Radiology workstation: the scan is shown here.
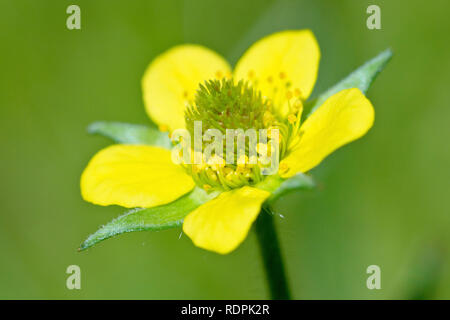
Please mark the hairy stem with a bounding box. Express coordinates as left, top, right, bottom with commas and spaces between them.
254, 206, 291, 300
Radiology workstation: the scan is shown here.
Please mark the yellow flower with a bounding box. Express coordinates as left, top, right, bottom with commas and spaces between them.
81, 30, 374, 254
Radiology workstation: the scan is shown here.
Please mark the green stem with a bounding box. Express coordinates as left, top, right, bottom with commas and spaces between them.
255, 206, 291, 300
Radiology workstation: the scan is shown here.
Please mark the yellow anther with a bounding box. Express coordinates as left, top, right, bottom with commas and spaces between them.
216, 71, 224, 79
286, 91, 293, 100
293, 100, 304, 121
158, 124, 169, 132
294, 99, 304, 111
223, 167, 233, 175
177, 148, 184, 158
276, 135, 282, 143
208, 155, 225, 171
206, 168, 218, 181
248, 70, 255, 79
268, 128, 282, 142
248, 155, 258, 165
235, 167, 243, 174
203, 184, 212, 191
258, 154, 271, 166
294, 88, 302, 97
279, 162, 289, 174
211, 155, 225, 165
183, 90, 189, 98
237, 167, 251, 175
263, 111, 274, 126
225, 172, 234, 181
237, 154, 248, 167
257, 143, 268, 155
279, 71, 286, 79
288, 114, 297, 124
267, 76, 273, 83
191, 164, 201, 174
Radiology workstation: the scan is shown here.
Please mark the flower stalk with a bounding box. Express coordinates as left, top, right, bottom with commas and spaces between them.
255, 206, 291, 300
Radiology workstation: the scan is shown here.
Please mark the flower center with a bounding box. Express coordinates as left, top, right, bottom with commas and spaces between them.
181, 78, 303, 192
185, 79, 273, 134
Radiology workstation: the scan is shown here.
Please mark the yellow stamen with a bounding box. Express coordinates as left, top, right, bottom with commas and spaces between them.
237, 154, 248, 167
248, 155, 258, 165
236, 166, 246, 174
208, 155, 225, 171
263, 111, 274, 127
286, 91, 293, 100
223, 167, 233, 175
206, 169, 218, 181
225, 172, 234, 181
257, 143, 268, 155
158, 124, 169, 132
279, 162, 289, 174
288, 114, 297, 124
267, 128, 282, 142
192, 164, 202, 174
258, 154, 271, 166
294, 99, 303, 112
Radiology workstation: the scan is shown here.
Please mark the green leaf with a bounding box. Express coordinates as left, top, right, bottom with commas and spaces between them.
305, 48, 393, 117
255, 173, 316, 204
87, 121, 172, 149
79, 187, 218, 251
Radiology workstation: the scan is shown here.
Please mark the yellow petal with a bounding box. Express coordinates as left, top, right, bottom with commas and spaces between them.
81, 145, 195, 208
234, 30, 320, 115
142, 45, 231, 131
183, 186, 270, 254
280, 88, 374, 177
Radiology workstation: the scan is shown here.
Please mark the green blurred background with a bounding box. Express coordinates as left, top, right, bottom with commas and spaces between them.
1, 0, 449, 299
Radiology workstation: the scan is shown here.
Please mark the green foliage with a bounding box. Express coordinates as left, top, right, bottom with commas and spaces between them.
254, 173, 315, 205
88, 121, 172, 148
79, 187, 218, 250
267, 173, 315, 203
305, 49, 393, 117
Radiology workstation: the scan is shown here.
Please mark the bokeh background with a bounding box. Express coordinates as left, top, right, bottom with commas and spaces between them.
1, 0, 449, 299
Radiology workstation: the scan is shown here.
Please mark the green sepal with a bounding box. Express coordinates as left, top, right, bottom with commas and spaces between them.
305, 48, 393, 117
267, 173, 315, 203
87, 121, 172, 149
256, 173, 316, 204
79, 187, 218, 251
